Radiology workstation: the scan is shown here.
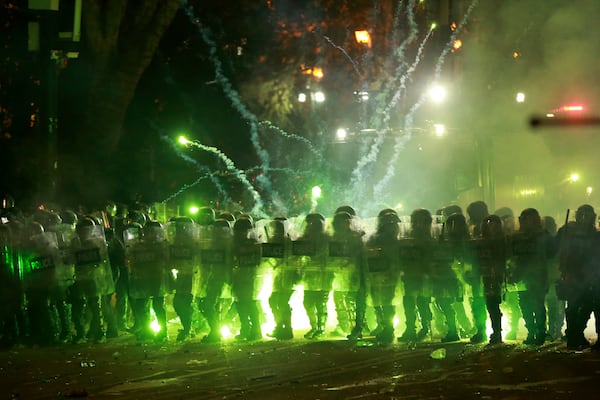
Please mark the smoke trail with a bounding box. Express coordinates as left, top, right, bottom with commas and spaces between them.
323, 35, 364, 80
159, 137, 231, 203
372, 0, 480, 204
346, 1, 420, 196
257, 121, 325, 163
159, 132, 266, 216
180, 1, 278, 204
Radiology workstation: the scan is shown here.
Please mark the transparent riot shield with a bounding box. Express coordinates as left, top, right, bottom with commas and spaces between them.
22, 232, 74, 293
72, 225, 115, 296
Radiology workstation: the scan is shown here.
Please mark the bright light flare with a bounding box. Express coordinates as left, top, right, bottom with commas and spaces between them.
428, 85, 447, 103
433, 124, 446, 136
587, 186, 593, 196
336, 128, 347, 141
189, 206, 199, 215
314, 91, 326, 103
150, 309, 161, 333
354, 30, 371, 47
569, 173, 580, 183
452, 39, 462, 51
298, 93, 307, 103
178, 135, 191, 145
311, 186, 322, 199
516, 92, 525, 103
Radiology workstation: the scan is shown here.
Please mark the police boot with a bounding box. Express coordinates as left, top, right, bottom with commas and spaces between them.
56, 300, 72, 343
154, 301, 169, 343
174, 293, 194, 341
277, 305, 294, 340
247, 301, 263, 341
88, 299, 106, 344
370, 306, 385, 337
416, 296, 433, 342
470, 296, 488, 344
312, 304, 327, 339
439, 299, 459, 343
399, 296, 418, 342
489, 309, 503, 345
304, 312, 318, 339
376, 306, 395, 345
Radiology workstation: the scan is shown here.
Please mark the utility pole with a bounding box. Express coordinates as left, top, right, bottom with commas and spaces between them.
27, 0, 81, 203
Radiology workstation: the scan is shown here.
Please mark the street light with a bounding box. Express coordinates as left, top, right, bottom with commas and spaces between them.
354, 30, 372, 47
433, 124, 446, 137
428, 85, 447, 103
336, 128, 347, 141
313, 91, 326, 103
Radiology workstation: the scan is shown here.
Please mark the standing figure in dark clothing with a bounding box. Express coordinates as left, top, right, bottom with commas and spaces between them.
232, 216, 263, 341
266, 217, 297, 340
556, 204, 599, 350
543, 216, 565, 341
296, 213, 332, 339
366, 210, 400, 345
509, 208, 556, 345
465, 201, 490, 344
398, 209, 434, 343
471, 215, 507, 344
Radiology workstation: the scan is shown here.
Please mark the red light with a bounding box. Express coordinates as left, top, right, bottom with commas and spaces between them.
551, 104, 585, 113
561, 105, 584, 112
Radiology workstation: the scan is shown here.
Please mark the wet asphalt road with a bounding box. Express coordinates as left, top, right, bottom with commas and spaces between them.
2, 330, 599, 400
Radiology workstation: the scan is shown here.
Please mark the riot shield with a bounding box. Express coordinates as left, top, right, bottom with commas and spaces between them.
72, 225, 115, 296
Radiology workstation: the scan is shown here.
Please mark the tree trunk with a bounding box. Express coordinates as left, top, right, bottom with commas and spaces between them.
61, 0, 179, 205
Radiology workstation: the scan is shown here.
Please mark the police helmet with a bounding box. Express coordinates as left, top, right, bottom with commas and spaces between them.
410, 208, 433, 224
233, 216, 254, 232
335, 205, 356, 217
60, 210, 78, 226
197, 207, 216, 226
217, 211, 236, 223
25, 221, 45, 240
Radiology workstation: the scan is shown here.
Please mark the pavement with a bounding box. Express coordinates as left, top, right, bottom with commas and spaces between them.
2, 326, 600, 400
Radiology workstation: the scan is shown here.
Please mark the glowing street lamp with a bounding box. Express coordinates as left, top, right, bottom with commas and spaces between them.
433, 124, 446, 137
336, 128, 347, 141
428, 85, 447, 103
314, 91, 326, 103
354, 30, 372, 47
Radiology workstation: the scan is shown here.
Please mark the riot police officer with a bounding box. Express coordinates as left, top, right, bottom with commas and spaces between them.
465, 201, 491, 343
168, 216, 200, 342
265, 217, 297, 340
430, 214, 467, 342
125, 221, 171, 342
556, 204, 599, 350
330, 211, 365, 338
0, 223, 21, 347
495, 206, 522, 341
364, 210, 401, 344
543, 216, 564, 341
471, 215, 507, 344
295, 213, 332, 339
232, 217, 263, 341
509, 208, 556, 345
69, 217, 115, 343
198, 218, 234, 343
398, 209, 434, 342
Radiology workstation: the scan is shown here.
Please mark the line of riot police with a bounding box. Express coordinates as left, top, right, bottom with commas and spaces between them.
1, 196, 598, 350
